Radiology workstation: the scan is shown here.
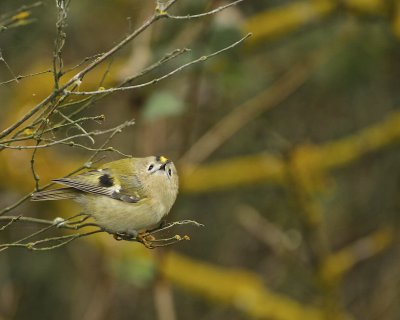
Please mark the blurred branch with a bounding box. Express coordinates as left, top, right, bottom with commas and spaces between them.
180, 110, 400, 193
0, 1, 42, 33
181, 152, 286, 192
97, 218, 391, 320
285, 141, 340, 318
243, 0, 387, 44
76, 235, 363, 320
243, 0, 335, 43
236, 205, 302, 258
180, 58, 313, 166
114, 249, 343, 320
319, 228, 394, 283
180, 21, 354, 166
154, 278, 177, 320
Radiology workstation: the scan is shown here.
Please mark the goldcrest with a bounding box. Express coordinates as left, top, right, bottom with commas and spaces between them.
31, 156, 179, 236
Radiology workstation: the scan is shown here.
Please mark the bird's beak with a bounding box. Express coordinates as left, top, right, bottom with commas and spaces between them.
159, 160, 171, 171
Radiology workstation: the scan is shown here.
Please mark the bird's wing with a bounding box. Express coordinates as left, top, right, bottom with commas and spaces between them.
31, 187, 81, 201
53, 169, 141, 203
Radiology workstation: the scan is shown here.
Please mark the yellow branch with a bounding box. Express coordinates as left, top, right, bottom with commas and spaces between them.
162, 252, 329, 320
181, 111, 400, 193
243, 0, 387, 44
243, 0, 336, 42
105, 240, 334, 320
319, 228, 394, 283
181, 153, 286, 192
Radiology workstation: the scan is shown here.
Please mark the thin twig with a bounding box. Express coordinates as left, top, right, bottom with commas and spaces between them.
66, 34, 252, 96
56, 142, 132, 157
0, 213, 94, 252
0, 115, 105, 144
0, 69, 52, 85
0, 120, 135, 149
166, 0, 245, 19
0, 216, 54, 227
62, 53, 104, 75
0, 194, 32, 217
30, 141, 41, 191
0, 213, 95, 231
148, 220, 204, 237
0, 49, 18, 83
0, 216, 21, 231
0, 230, 103, 251
56, 110, 95, 144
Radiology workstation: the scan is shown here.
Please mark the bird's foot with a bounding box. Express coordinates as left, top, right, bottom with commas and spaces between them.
136, 232, 157, 249
112, 229, 138, 241
110, 220, 203, 248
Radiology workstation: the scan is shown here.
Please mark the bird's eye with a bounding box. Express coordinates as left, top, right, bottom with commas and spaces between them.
148, 164, 154, 171
168, 168, 172, 176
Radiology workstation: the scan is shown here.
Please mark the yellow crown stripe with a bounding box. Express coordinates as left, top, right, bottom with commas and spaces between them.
159, 155, 168, 163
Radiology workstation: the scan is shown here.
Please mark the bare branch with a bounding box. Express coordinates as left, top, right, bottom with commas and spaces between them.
166, 0, 245, 19
0, 230, 103, 251
0, 0, 242, 140
0, 214, 203, 251
0, 4, 160, 140
0, 115, 105, 144
66, 34, 252, 96
52, 0, 70, 89
0, 69, 52, 86
0, 49, 18, 82
56, 110, 95, 144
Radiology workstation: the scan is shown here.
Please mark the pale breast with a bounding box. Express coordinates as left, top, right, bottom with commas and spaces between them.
75, 195, 165, 233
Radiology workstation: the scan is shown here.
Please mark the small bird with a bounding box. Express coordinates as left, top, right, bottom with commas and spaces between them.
31, 156, 179, 238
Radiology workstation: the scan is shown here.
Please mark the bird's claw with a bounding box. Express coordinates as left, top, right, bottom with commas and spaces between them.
136, 232, 156, 249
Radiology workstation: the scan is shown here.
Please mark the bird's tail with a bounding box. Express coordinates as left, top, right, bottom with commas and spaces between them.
31, 187, 79, 201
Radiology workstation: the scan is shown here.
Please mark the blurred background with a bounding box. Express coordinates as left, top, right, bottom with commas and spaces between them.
1, 0, 400, 319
